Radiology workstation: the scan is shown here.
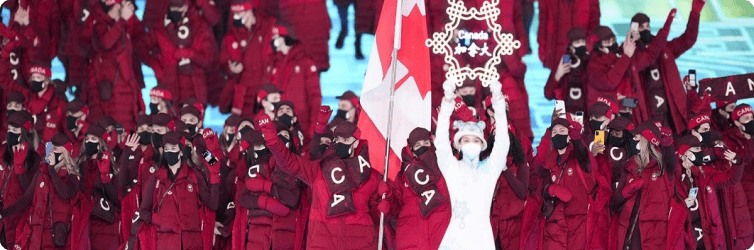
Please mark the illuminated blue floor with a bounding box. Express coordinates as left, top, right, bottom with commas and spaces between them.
6, 0, 754, 147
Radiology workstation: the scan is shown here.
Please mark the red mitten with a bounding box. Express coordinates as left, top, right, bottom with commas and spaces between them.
622, 179, 644, 198
245, 178, 273, 194
208, 161, 221, 184
660, 127, 674, 147
452, 97, 475, 121
569, 121, 583, 141
99, 151, 112, 183
12, 142, 28, 174
202, 129, 223, 161
378, 181, 392, 199
105, 131, 117, 151
691, 0, 705, 14
662, 9, 677, 31
255, 113, 276, 139
548, 184, 573, 202
232, 84, 247, 114
378, 199, 391, 214
258, 194, 289, 216
315, 105, 333, 134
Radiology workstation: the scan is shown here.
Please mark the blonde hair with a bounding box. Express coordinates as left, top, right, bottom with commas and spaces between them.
55, 149, 80, 177
634, 136, 663, 174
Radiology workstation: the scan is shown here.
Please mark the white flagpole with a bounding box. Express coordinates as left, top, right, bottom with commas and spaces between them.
378, 0, 403, 249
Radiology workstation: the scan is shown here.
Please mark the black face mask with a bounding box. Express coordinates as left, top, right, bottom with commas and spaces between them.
413, 146, 429, 157
335, 109, 349, 120
619, 112, 632, 120
278, 135, 292, 149
85, 142, 99, 156
53, 152, 63, 165
278, 114, 294, 127
690, 151, 705, 166
573, 46, 587, 57
6, 109, 17, 118
233, 17, 244, 27
318, 143, 329, 154
589, 120, 603, 131
697, 131, 711, 145
334, 142, 353, 159
628, 138, 641, 156
7, 132, 21, 146
152, 133, 164, 148
139, 132, 152, 145
608, 43, 619, 54
254, 148, 269, 159
461, 95, 475, 106
271, 102, 281, 110
66, 116, 78, 131
551, 134, 569, 150
742, 120, 754, 135
186, 123, 198, 137
149, 103, 159, 114
608, 135, 625, 147
31, 80, 45, 93
164, 151, 180, 165
639, 30, 653, 44
167, 10, 183, 23
225, 133, 235, 141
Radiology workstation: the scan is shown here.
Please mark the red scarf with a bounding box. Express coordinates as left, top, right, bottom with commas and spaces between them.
320, 144, 371, 217
27, 87, 54, 115
403, 150, 447, 217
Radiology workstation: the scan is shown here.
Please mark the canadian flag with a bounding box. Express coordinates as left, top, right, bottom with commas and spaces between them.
357, 0, 431, 180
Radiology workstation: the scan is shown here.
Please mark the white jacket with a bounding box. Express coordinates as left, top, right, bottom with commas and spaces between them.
436, 95, 509, 250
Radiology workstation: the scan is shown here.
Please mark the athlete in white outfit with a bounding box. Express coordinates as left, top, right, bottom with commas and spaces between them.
436, 79, 509, 250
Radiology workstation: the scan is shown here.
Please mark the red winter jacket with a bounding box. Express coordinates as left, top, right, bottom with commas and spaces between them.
544, 55, 590, 114
539, 143, 596, 250
722, 127, 754, 249
29, 87, 66, 142
5, 0, 60, 63
218, 14, 276, 117
677, 161, 744, 250
0, 145, 40, 248
0, 23, 32, 101
71, 157, 121, 250
149, 8, 217, 105
261, 124, 385, 250
491, 157, 529, 250
116, 146, 156, 243
86, 11, 146, 131
265, 46, 322, 140
278, 0, 331, 71
393, 148, 451, 250
12, 164, 79, 250
612, 159, 686, 250
537, 0, 599, 69
136, 163, 219, 250
57, 0, 94, 88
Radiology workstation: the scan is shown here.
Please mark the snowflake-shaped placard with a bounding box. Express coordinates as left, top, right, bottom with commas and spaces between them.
425, 0, 521, 87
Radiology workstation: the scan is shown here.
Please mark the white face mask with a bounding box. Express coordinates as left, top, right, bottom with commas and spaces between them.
461, 143, 482, 160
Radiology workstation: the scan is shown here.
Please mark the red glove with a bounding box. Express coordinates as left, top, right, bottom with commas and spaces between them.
202, 129, 223, 162
257, 194, 289, 216
548, 184, 573, 202
662, 9, 677, 31
622, 179, 644, 198
245, 178, 273, 194
255, 113, 276, 139
315, 105, 332, 134
569, 121, 582, 141
12, 142, 28, 174
378, 181, 392, 199
99, 151, 112, 183
232, 84, 247, 114
378, 199, 391, 214
660, 127, 674, 147
174, 49, 194, 59
452, 97, 475, 121
691, 0, 705, 14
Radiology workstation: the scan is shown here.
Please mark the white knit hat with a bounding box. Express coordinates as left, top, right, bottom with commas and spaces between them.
453, 120, 487, 151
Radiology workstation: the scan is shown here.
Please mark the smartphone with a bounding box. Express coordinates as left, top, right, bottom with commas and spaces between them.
630, 22, 639, 40
689, 70, 697, 88
554, 100, 566, 119
689, 187, 699, 199
594, 130, 605, 152
621, 98, 638, 109
44, 142, 53, 163
202, 149, 218, 166
573, 111, 584, 125
115, 123, 124, 135
562, 55, 571, 64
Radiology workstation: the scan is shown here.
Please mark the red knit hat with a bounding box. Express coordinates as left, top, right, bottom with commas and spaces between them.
86, 124, 107, 138
608, 116, 634, 131
230, 0, 255, 12
28, 64, 51, 79
407, 127, 431, 146
162, 131, 184, 146
180, 105, 201, 119
595, 96, 618, 117
592, 26, 615, 41
567, 28, 588, 42
152, 113, 173, 127
97, 116, 117, 128
677, 135, 701, 159
51, 134, 74, 153
240, 129, 264, 151
589, 102, 611, 118
334, 121, 361, 140
103, 0, 123, 6
257, 83, 281, 103
137, 115, 152, 127
6, 91, 25, 104
632, 121, 661, 147
7, 112, 32, 131
150, 86, 173, 101
688, 114, 711, 131
715, 99, 735, 110
337, 91, 361, 109
732, 104, 753, 121
273, 21, 297, 40
66, 100, 88, 115
225, 115, 241, 127
169, 0, 187, 7
631, 13, 650, 24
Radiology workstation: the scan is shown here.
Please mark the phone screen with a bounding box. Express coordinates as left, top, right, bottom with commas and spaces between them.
594, 130, 605, 151
689, 69, 697, 87
45, 142, 53, 163
689, 187, 698, 199
554, 100, 566, 118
